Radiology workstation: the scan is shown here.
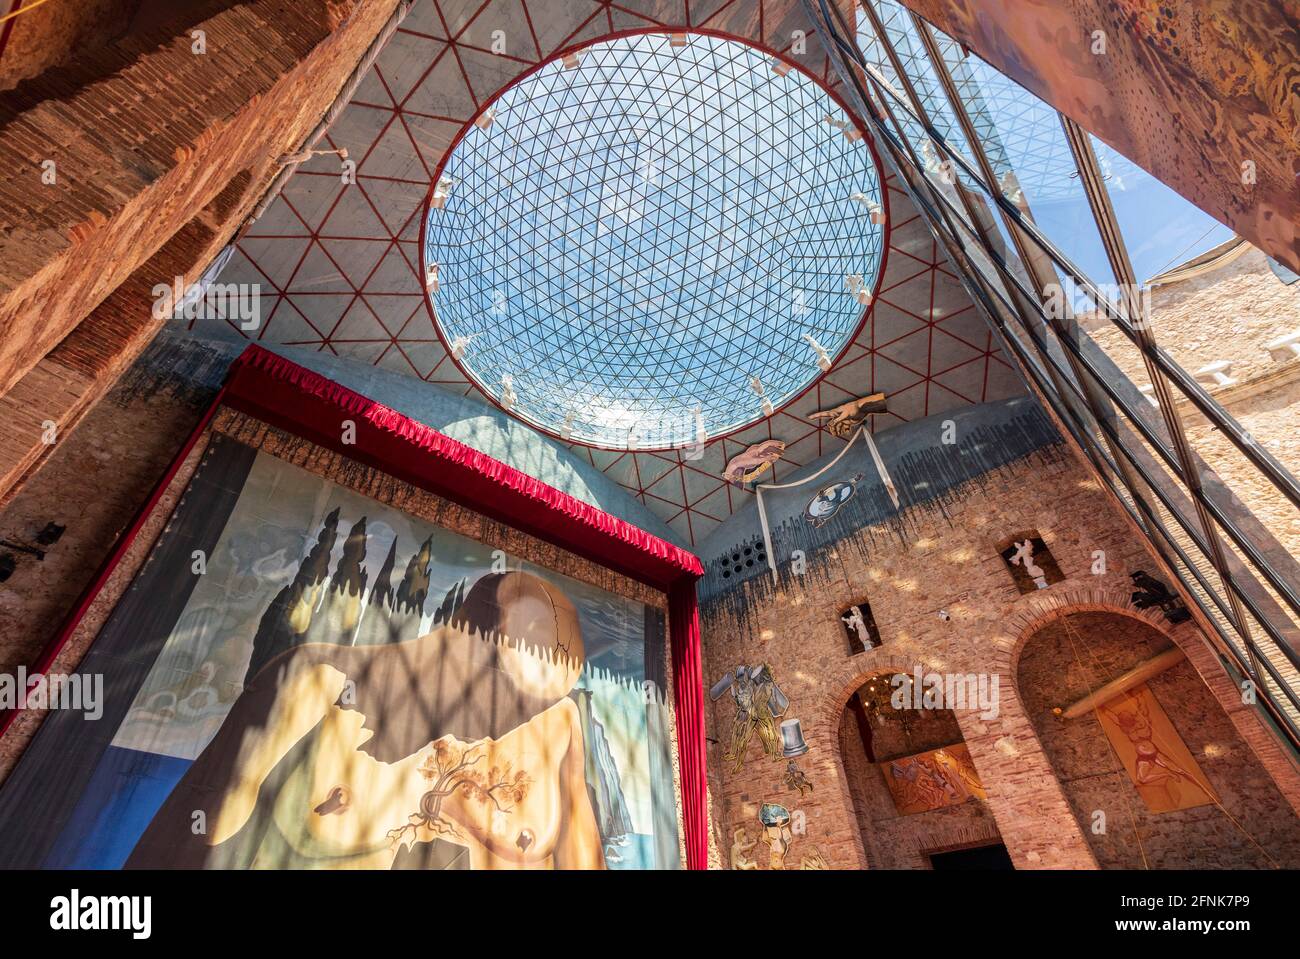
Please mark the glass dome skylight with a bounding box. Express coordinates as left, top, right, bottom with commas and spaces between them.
423, 32, 886, 449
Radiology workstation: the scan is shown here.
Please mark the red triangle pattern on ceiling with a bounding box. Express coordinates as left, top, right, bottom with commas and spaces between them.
183, 0, 1022, 546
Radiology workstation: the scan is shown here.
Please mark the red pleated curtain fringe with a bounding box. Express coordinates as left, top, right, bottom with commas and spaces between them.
669, 579, 708, 869
225, 345, 710, 868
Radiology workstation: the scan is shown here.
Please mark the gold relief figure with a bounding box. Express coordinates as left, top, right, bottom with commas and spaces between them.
727, 667, 757, 770
127, 571, 606, 869
730, 827, 758, 870
751, 676, 780, 760
758, 802, 792, 870
784, 760, 813, 797
800, 847, 828, 870
711, 664, 789, 773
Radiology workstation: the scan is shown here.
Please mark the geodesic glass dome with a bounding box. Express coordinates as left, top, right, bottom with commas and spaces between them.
423, 32, 885, 449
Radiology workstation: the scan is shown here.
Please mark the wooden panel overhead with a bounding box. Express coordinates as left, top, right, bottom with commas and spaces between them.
901, 0, 1300, 273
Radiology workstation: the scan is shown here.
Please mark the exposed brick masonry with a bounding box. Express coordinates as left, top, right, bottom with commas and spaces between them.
700, 439, 1300, 869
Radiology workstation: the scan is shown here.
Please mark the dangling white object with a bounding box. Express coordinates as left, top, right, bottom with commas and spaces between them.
845, 273, 871, 307
449, 333, 475, 360
431, 177, 456, 209
850, 193, 885, 223
860, 426, 900, 510
500, 374, 517, 411
803, 333, 832, 371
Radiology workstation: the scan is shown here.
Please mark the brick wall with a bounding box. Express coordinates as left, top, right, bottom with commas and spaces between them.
1019, 611, 1300, 869
701, 440, 1300, 869
0, 0, 405, 512
836, 695, 1003, 869
0, 0, 145, 92
0, 338, 229, 702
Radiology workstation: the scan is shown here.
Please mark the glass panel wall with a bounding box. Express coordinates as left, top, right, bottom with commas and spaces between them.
817, 0, 1300, 745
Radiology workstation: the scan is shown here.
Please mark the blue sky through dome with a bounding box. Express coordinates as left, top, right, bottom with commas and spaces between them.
423, 32, 885, 449
857, 0, 1234, 299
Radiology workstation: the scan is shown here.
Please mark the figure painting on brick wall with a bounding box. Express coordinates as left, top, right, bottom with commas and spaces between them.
1096, 686, 1219, 814
0, 440, 681, 870
885, 743, 987, 815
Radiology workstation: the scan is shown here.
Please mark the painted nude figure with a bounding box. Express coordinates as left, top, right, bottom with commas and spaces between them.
1101, 690, 1210, 810
730, 827, 759, 870
128, 571, 604, 869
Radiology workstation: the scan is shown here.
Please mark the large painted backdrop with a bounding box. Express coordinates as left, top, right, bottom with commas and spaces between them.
0, 434, 680, 869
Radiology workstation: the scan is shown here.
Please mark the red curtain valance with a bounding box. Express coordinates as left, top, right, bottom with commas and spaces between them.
224, 345, 703, 589
2, 344, 710, 870
222, 345, 710, 869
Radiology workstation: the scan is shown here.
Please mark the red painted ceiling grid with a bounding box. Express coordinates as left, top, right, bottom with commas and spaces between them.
187, 0, 1022, 546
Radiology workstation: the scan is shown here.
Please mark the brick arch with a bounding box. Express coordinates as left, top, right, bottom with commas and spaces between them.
990, 584, 1187, 681
805, 586, 1204, 870
815, 650, 947, 736
1002, 583, 1300, 818
813, 650, 957, 870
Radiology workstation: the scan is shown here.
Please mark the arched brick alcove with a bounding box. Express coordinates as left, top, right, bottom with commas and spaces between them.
828, 657, 1006, 868
1015, 603, 1300, 868
995, 585, 1300, 819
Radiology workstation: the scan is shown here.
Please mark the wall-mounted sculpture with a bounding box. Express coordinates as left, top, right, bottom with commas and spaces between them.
841, 601, 882, 653
803, 472, 866, 528
711, 664, 789, 772
784, 760, 813, 796
730, 827, 759, 870
759, 802, 793, 869
780, 718, 809, 757
722, 439, 787, 487
1008, 538, 1047, 589
800, 847, 829, 870
1129, 570, 1192, 624
999, 534, 1064, 593
809, 392, 888, 439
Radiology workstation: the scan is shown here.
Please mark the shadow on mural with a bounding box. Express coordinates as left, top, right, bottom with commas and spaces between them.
0, 435, 680, 869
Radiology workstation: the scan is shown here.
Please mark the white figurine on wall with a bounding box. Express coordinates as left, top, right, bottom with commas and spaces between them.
841, 605, 871, 650
1009, 538, 1048, 589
